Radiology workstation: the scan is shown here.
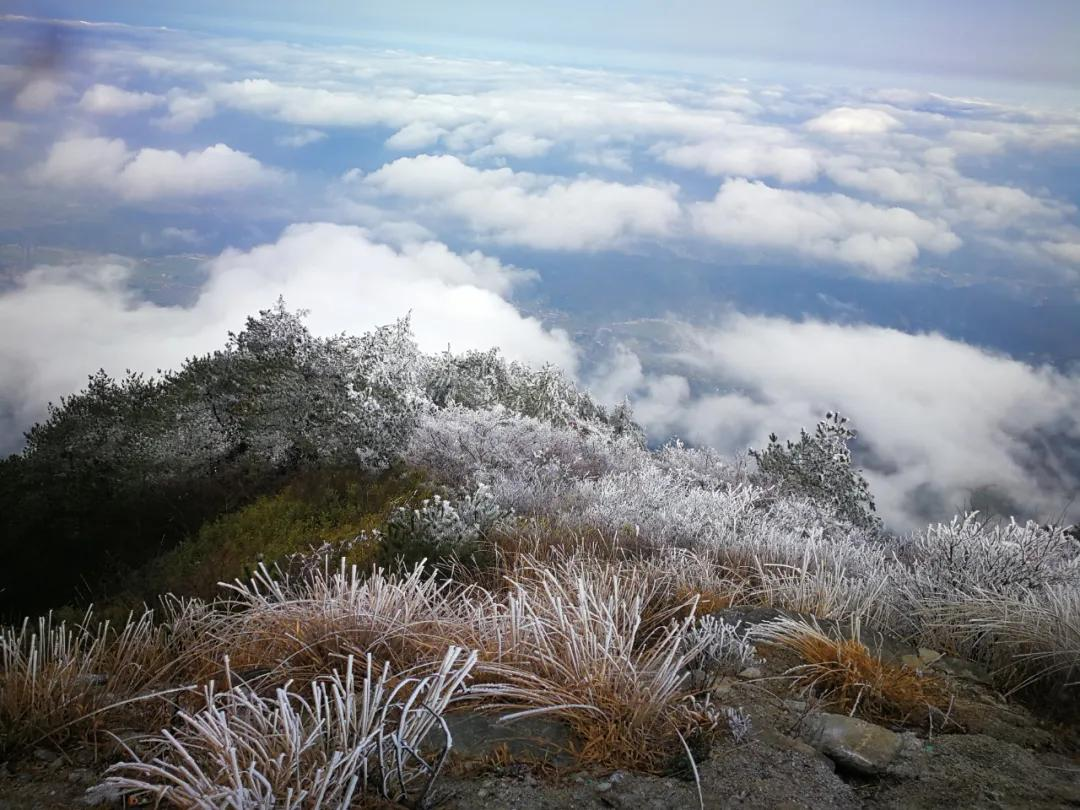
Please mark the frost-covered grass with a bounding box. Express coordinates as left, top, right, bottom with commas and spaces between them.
407, 405, 1080, 694
92, 648, 477, 809
0, 609, 175, 753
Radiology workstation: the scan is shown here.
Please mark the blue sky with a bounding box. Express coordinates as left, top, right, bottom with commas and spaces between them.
0, 6, 1079, 529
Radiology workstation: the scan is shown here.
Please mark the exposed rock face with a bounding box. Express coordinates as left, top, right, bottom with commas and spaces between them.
798, 713, 926, 777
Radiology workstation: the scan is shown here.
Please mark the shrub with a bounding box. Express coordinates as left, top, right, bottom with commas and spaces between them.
379, 484, 511, 571
750, 412, 881, 531
137, 467, 428, 600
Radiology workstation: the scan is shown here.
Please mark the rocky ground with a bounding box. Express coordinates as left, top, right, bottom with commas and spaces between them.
2, 607, 1079, 809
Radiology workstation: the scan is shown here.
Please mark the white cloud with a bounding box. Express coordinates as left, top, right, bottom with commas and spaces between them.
690, 179, 960, 277
805, 106, 902, 135
364, 154, 680, 250
154, 91, 216, 132
1041, 240, 1080, 265
951, 183, 1071, 230
471, 131, 554, 160
0, 224, 575, 451
275, 128, 327, 148
386, 122, 448, 151
658, 140, 819, 184
78, 83, 163, 115
29, 137, 284, 201
823, 158, 946, 205
604, 316, 1080, 530
13, 77, 70, 112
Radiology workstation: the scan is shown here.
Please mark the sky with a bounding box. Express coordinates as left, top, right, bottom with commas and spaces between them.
0, 3, 1079, 531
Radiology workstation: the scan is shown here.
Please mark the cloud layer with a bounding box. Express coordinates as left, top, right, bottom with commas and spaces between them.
599, 316, 1080, 530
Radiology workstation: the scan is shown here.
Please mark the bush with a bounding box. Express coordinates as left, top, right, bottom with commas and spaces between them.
750, 412, 881, 531
378, 484, 511, 571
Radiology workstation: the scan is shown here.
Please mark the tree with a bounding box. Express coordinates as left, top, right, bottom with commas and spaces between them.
750, 412, 881, 531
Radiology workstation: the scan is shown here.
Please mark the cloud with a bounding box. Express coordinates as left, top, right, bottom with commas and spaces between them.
154, 91, 216, 132
0, 121, 21, 148
951, 183, 1072, 230
602, 316, 1080, 530
470, 131, 554, 160
363, 154, 680, 250
1041, 240, 1080, 265
690, 179, 960, 277
0, 223, 575, 452
657, 140, 819, 184
13, 77, 70, 112
823, 159, 946, 206
386, 121, 447, 151
275, 128, 327, 148
78, 83, 163, 115
29, 137, 283, 201
805, 106, 902, 135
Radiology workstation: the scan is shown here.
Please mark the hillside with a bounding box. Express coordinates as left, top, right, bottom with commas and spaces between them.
1, 305, 1078, 808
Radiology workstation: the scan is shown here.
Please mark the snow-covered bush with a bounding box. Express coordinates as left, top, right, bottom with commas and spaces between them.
421, 348, 644, 442
381, 484, 511, 568
898, 513, 1079, 596
750, 412, 881, 531
682, 615, 759, 683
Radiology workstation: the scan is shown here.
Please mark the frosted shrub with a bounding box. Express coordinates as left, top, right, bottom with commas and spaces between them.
382, 484, 511, 567
682, 616, 759, 683
901, 513, 1080, 596
421, 348, 643, 442
751, 412, 881, 532
655, 439, 751, 493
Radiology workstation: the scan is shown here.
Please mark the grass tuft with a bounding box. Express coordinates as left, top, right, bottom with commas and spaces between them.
752, 616, 952, 728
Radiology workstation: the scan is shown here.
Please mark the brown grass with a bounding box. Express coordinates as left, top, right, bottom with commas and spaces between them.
752, 616, 952, 728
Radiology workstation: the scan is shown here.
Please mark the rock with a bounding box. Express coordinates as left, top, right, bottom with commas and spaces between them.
738, 667, 763, 680
929, 655, 993, 686
799, 713, 925, 778
950, 697, 1056, 750
757, 727, 834, 769
712, 676, 737, 695
871, 734, 1080, 809
444, 712, 576, 767
32, 748, 58, 764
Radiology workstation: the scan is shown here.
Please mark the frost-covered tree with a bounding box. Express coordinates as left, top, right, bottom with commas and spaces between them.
750, 412, 881, 532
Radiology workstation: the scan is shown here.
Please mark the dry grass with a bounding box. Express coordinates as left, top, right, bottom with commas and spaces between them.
919, 585, 1080, 694
752, 616, 952, 728
0, 608, 179, 753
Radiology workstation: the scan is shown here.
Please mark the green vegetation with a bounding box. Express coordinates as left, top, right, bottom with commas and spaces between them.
123, 467, 434, 603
